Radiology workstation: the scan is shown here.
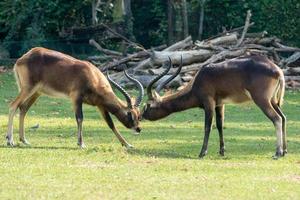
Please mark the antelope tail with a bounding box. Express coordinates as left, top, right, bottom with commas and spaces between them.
13, 64, 21, 91
277, 76, 285, 107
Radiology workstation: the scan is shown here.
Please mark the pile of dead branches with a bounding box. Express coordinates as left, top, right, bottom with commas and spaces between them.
89, 10, 300, 90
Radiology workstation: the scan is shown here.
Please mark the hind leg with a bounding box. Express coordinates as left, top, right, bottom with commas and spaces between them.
7, 90, 30, 146
215, 105, 225, 156
253, 97, 284, 158
19, 93, 40, 145
271, 101, 287, 155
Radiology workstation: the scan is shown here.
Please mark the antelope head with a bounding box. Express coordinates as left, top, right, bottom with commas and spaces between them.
106, 68, 144, 133
142, 56, 183, 120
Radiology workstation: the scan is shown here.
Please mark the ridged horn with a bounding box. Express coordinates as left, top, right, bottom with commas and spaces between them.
147, 56, 172, 100
155, 55, 183, 93
124, 69, 144, 107
106, 70, 133, 109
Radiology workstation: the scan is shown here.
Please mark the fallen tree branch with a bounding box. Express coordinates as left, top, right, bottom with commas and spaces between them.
89, 39, 122, 56
100, 23, 146, 51
236, 10, 252, 47
204, 22, 254, 42
101, 51, 150, 71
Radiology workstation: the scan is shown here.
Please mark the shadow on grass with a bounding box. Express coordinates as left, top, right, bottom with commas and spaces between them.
0, 144, 79, 151
127, 138, 300, 160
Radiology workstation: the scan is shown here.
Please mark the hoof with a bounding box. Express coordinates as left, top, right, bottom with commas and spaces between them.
124, 143, 134, 149
283, 149, 287, 156
219, 147, 225, 156
272, 150, 284, 160
7, 140, 15, 147
77, 142, 86, 149
6, 135, 14, 147
20, 139, 30, 145
199, 150, 207, 158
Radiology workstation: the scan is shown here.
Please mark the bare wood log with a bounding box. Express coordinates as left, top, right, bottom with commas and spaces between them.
89, 39, 122, 56
151, 50, 213, 66
280, 52, 300, 68
151, 44, 168, 51
287, 67, 300, 75
181, 74, 193, 82
91, 43, 167, 70
194, 43, 225, 51
164, 35, 193, 51
282, 69, 290, 76
134, 58, 153, 70
101, 51, 150, 71
148, 67, 177, 75
236, 10, 252, 47
245, 31, 268, 38
244, 37, 279, 45
180, 49, 247, 73
197, 33, 238, 46
88, 55, 115, 61
286, 80, 300, 89
135, 36, 193, 70
285, 76, 300, 81
181, 63, 202, 73
273, 42, 300, 52
204, 22, 254, 42
234, 44, 300, 54
114, 74, 182, 88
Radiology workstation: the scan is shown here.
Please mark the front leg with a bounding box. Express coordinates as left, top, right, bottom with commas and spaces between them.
99, 108, 133, 149
199, 103, 215, 158
215, 105, 225, 156
74, 98, 85, 148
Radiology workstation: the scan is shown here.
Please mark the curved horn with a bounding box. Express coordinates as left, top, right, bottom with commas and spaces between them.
106, 70, 133, 109
124, 69, 144, 107
155, 55, 183, 93
147, 56, 172, 100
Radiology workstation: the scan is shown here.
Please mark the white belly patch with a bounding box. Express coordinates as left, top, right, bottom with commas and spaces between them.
41, 86, 69, 99
221, 90, 252, 104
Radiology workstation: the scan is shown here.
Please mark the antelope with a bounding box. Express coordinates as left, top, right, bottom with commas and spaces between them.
6, 47, 144, 148
142, 55, 286, 159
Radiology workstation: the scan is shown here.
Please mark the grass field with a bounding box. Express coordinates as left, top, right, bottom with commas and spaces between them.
0, 71, 300, 200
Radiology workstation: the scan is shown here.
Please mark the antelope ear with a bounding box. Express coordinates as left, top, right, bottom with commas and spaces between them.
152, 91, 162, 102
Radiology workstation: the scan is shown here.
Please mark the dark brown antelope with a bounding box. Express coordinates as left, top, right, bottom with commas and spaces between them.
6, 47, 144, 148
142, 55, 286, 159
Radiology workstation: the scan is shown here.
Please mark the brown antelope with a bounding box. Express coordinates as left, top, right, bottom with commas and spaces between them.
6, 47, 144, 148
142, 55, 286, 159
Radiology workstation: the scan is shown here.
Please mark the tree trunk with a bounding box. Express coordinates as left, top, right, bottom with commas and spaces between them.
198, 0, 206, 40
181, 0, 189, 39
123, 0, 134, 40
168, 0, 174, 45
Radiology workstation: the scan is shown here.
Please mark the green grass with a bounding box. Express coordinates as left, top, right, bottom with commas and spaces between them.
0, 71, 300, 200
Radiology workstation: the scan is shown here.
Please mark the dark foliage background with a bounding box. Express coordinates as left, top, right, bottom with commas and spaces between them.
0, 0, 299, 58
